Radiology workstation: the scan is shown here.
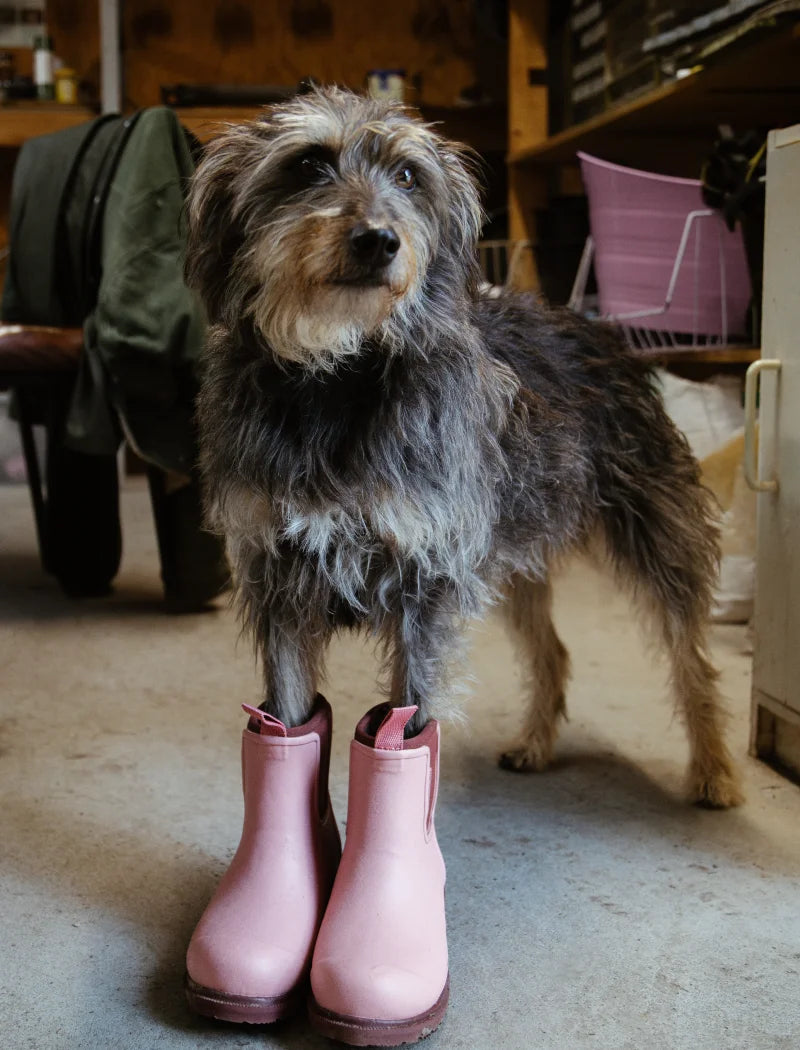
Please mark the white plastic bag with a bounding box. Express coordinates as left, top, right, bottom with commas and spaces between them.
657, 371, 755, 624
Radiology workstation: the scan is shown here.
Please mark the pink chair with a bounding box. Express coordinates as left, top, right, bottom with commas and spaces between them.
571, 152, 752, 350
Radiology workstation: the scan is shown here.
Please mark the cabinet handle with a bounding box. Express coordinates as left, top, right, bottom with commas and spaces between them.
744, 358, 781, 492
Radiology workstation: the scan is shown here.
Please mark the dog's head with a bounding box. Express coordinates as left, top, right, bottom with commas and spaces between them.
186, 85, 484, 371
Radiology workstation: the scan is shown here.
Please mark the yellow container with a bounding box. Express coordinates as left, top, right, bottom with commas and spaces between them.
54, 68, 78, 105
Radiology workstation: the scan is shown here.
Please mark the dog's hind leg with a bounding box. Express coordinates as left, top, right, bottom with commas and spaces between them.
499, 575, 572, 773
666, 621, 743, 808
601, 457, 743, 808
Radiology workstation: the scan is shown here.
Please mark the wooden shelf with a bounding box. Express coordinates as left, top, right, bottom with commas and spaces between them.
173, 107, 264, 141
0, 103, 97, 148
510, 21, 800, 170
649, 346, 759, 366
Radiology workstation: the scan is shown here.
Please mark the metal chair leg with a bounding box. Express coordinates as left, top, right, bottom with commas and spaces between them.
14, 387, 48, 567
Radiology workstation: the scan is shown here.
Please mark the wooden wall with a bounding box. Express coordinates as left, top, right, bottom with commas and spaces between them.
49, 0, 102, 92
49, 0, 492, 109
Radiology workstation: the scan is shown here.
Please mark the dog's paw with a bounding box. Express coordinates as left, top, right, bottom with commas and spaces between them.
687, 762, 745, 809
498, 742, 553, 774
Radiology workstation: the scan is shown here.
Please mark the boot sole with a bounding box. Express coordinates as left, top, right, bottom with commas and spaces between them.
307, 976, 449, 1046
185, 974, 304, 1024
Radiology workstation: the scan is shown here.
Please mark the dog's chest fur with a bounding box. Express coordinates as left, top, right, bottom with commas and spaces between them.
223, 471, 489, 619
214, 348, 500, 614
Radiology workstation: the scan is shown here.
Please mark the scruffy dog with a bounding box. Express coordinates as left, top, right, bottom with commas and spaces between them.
186, 86, 742, 808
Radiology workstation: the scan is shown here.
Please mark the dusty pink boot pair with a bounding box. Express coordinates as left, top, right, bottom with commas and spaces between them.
185, 698, 449, 1046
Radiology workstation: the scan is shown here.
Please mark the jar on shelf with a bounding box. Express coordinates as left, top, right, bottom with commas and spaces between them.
54, 67, 77, 105
366, 69, 406, 103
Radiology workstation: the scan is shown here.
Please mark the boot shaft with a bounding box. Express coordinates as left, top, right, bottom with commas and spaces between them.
240, 698, 334, 839
345, 705, 442, 862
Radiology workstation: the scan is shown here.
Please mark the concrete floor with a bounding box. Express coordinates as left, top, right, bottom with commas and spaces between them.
2, 478, 799, 1050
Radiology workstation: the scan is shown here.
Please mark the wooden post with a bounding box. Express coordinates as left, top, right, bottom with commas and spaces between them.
508, 0, 549, 290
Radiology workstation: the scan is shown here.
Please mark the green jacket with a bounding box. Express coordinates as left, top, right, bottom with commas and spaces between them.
4, 107, 206, 475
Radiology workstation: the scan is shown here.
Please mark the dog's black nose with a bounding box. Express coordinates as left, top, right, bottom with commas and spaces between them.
350, 225, 400, 268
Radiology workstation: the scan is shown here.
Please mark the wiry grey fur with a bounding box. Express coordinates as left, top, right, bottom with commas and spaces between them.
187, 86, 742, 808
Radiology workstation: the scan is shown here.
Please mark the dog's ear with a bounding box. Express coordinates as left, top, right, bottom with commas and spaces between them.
186, 127, 257, 324
437, 143, 484, 259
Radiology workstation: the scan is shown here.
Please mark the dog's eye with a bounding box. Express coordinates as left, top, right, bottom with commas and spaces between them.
395, 166, 417, 191
293, 148, 335, 184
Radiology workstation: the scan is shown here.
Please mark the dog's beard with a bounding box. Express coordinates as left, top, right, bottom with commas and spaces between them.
243, 211, 427, 372
250, 282, 396, 371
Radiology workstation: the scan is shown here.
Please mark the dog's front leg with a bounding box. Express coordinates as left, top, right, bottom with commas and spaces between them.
257, 607, 331, 727
239, 564, 330, 727
232, 538, 333, 726
383, 587, 461, 733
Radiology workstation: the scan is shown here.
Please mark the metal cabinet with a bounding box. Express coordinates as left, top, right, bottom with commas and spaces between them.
748, 124, 800, 779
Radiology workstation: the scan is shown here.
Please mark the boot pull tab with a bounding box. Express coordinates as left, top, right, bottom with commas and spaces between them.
242, 704, 288, 737
375, 705, 418, 750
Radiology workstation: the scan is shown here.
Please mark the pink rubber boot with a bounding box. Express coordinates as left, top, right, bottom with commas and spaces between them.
185, 695, 341, 1023
309, 704, 449, 1046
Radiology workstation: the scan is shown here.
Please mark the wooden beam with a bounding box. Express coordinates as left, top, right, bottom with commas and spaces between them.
508, 0, 548, 160
508, 1, 548, 287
